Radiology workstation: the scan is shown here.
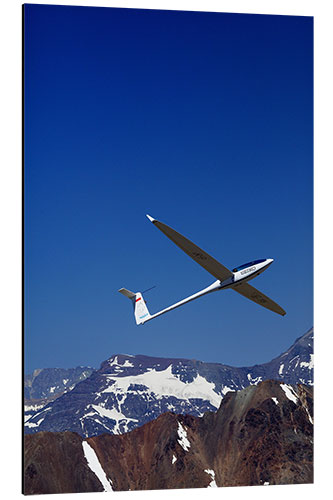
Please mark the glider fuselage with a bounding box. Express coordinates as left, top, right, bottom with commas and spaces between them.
220, 258, 274, 289
136, 259, 274, 324
182, 258, 274, 303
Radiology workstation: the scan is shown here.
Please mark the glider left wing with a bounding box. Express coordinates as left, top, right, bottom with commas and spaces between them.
232, 282, 286, 316
146, 214, 233, 282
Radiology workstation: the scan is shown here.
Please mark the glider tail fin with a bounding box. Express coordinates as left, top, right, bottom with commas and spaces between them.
133, 292, 151, 325
118, 288, 151, 325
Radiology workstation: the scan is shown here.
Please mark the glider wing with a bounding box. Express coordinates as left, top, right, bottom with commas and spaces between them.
232, 282, 286, 316
146, 214, 233, 282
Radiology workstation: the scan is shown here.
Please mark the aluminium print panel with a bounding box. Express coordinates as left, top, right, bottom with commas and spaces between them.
23, 3, 313, 495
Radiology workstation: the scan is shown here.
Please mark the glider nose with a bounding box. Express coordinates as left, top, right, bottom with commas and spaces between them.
267, 258, 274, 266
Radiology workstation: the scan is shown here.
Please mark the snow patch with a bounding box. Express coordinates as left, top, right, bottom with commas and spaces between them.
204, 469, 217, 488
280, 384, 298, 404
272, 397, 278, 405
247, 374, 262, 385
91, 404, 137, 422
172, 454, 177, 464
304, 406, 313, 425
79, 402, 138, 435
90, 404, 138, 434
109, 356, 119, 366
82, 441, 113, 492
177, 422, 191, 452
221, 386, 233, 396
24, 403, 44, 413
25, 417, 45, 428
109, 356, 134, 368
103, 364, 221, 409
279, 364, 284, 375
300, 354, 314, 370
122, 359, 134, 367
24, 406, 52, 427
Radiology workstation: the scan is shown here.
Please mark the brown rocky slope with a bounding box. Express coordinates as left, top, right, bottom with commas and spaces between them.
24, 380, 313, 494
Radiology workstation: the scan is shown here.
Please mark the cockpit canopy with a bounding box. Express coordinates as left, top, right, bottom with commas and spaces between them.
232, 259, 266, 273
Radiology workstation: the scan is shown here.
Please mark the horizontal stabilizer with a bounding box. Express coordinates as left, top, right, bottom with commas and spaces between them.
118, 288, 136, 300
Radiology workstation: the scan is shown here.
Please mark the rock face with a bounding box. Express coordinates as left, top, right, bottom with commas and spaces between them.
23, 380, 313, 494
24, 366, 94, 422
24, 328, 313, 437
252, 327, 314, 385
24, 367, 95, 400
24, 431, 104, 494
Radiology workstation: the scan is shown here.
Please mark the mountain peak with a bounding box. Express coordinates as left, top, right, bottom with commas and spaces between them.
25, 328, 313, 438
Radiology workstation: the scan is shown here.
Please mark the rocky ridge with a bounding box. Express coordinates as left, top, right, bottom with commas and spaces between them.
24, 379, 313, 494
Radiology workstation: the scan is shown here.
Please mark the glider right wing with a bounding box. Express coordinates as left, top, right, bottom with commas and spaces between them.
146, 214, 233, 282
232, 282, 286, 316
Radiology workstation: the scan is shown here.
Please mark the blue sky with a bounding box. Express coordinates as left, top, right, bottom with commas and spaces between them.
24, 5, 313, 374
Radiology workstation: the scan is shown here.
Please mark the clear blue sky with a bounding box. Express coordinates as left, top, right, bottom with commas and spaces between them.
24, 4, 313, 374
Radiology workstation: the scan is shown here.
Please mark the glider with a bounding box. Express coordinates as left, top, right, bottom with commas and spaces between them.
119, 215, 286, 324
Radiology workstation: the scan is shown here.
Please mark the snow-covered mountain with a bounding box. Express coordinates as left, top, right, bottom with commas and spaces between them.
24, 328, 313, 437
242, 327, 314, 386
24, 366, 94, 422
24, 380, 313, 494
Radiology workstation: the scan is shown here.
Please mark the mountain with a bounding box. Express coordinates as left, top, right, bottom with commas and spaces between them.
250, 327, 314, 385
25, 366, 95, 400
24, 328, 313, 437
23, 380, 313, 494
24, 367, 94, 423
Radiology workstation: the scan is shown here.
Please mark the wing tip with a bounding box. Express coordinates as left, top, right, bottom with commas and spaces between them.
146, 214, 156, 223
279, 307, 287, 317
